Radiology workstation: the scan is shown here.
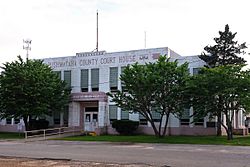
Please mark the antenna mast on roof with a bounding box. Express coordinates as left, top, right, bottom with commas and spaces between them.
96, 10, 99, 52
23, 39, 32, 60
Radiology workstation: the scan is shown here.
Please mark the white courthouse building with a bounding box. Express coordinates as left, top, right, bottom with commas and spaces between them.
0, 47, 248, 135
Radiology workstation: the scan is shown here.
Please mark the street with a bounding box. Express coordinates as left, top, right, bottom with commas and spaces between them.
0, 140, 250, 167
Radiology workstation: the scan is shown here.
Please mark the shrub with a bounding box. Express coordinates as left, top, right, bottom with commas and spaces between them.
112, 120, 139, 135
29, 119, 49, 130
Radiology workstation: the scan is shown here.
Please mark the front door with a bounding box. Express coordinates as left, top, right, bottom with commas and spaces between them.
84, 107, 98, 131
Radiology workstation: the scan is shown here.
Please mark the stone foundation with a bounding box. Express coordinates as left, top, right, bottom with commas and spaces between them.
105, 125, 217, 136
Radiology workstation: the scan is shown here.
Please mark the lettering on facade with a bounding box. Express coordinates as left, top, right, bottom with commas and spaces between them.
100, 57, 116, 64
119, 55, 136, 63
79, 58, 98, 66
139, 54, 149, 60
73, 94, 102, 99
47, 59, 77, 68
71, 93, 108, 102
46, 52, 160, 69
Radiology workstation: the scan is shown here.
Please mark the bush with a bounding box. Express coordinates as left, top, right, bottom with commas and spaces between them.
29, 119, 49, 130
112, 120, 139, 135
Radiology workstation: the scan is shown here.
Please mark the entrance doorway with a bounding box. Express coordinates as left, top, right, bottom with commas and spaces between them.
84, 107, 98, 131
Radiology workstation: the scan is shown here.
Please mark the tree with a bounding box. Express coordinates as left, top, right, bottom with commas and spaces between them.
199, 24, 247, 68
198, 24, 248, 136
0, 56, 70, 130
108, 56, 189, 137
187, 65, 250, 140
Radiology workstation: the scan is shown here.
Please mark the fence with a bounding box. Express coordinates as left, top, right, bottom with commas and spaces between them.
24, 126, 82, 140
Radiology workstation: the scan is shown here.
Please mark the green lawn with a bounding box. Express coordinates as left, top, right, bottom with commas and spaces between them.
58, 135, 250, 146
0, 132, 24, 139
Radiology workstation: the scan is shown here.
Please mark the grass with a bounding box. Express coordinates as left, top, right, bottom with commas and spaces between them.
0, 132, 24, 139
57, 135, 250, 146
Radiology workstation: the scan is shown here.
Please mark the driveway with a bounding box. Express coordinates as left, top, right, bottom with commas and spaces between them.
0, 140, 250, 167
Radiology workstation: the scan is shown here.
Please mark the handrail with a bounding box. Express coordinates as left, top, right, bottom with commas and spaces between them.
24, 126, 82, 140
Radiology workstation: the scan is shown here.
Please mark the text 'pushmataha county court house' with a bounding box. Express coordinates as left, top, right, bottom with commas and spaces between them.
0, 47, 249, 135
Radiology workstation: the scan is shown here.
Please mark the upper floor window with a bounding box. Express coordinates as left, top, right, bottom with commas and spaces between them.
120, 66, 127, 91
110, 67, 118, 92
53, 71, 61, 80
91, 68, 99, 91
64, 70, 71, 88
193, 68, 201, 75
81, 69, 89, 92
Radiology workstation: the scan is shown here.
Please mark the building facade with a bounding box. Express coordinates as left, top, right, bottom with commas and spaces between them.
0, 47, 247, 135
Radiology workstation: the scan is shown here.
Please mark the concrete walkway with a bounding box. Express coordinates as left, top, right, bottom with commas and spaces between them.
0, 140, 250, 167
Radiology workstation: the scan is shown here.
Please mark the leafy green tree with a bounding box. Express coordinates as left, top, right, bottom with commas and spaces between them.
187, 65, 250, 140
108, 56, 189, 137
0, 56, 70, 130
199, 24, 247, 68
198, 24, 248, 136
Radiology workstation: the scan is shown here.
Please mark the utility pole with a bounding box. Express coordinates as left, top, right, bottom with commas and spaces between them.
23, 39, 32, 60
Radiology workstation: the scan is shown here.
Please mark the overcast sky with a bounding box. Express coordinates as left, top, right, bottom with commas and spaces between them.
0, 0, 249, 65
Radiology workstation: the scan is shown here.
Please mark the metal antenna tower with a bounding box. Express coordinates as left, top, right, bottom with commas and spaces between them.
23, 39, 32, 60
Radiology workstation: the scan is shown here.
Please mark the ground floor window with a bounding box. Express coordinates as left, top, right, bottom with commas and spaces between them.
180, 108, 190, 126
14, 118, 20, 124
139, 114, 148, 125
53, 111, 60, 125
152, 112, 161, 122
206, 121, 216, 127
121, 110, 129, 120
151, 107, 161, 122
195, 118, 204, 126
63, 106, 69, 126
109, 105, 117, 123
6, 118, 12, 124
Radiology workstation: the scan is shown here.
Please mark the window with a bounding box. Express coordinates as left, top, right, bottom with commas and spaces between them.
206, 122, 216, 127
195, 118, 204, 126
180, 108, 190, 125
93, 114, 98, 122
53, 111, 60, 125
121, 66, 127, 91
151, 107, 161, 122
193, 68, 201, 75
109, 67, 118, 92
152, 111, 161, 122
64, 70, 71, 88
139, 114, 147, 125
109, 105, 117, 123
14, 118, 20, 124
91, 68, 99, 91
6, 118, 12, 124
121, 110, 129, 120
81, 69, 89, 92
53, 71, 61, 79
63, 105, 69, 126
85, 107, 98, 112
